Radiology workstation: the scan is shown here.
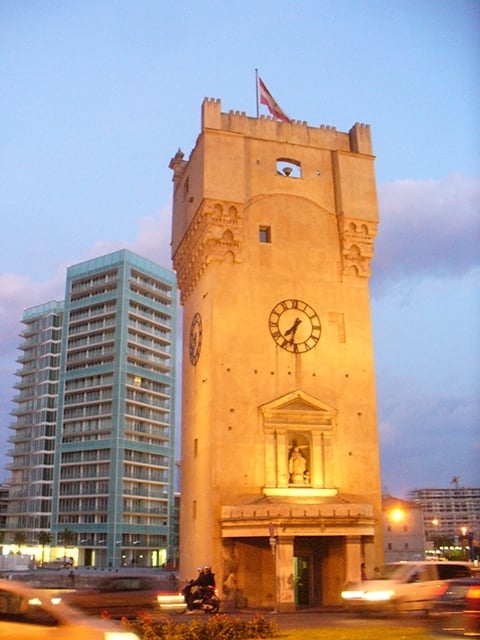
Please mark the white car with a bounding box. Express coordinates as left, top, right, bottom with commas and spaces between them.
341, 561, 472, 614
0, 578, 140, 640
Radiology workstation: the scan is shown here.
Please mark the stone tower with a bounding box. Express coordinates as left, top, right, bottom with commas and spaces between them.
170, 98, 382, 609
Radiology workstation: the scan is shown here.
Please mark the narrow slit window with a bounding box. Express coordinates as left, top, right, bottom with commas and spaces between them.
259, 226, 271, 243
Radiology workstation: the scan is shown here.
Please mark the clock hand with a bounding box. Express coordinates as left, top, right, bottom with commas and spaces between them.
284, 317, 302, 340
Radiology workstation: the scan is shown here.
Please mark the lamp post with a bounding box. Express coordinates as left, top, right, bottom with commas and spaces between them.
132, 539, 140, 567
460, 527, 475, 562
429, 518, 440, 558
268, 523, 277, 613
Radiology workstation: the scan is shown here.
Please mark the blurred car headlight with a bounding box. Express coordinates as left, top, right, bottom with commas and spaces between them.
341, 588, 396, 602
364, 590, 395, 601
341, 589, 364, 599
156, 593, 186, 609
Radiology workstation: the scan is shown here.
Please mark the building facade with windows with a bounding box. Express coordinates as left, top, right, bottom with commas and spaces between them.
5, 250, 178, 568
6, 301, 64, 538
382, 495, 425, 563
408, 486, 480, 559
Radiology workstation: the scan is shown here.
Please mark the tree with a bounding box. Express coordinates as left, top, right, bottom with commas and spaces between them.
38, 531, 51, 566
13, 531, 27, 550
59, 528, 76, 546
59, 528, 76, 566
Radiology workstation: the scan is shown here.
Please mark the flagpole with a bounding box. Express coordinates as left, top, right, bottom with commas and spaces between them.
255, 68, 259, 118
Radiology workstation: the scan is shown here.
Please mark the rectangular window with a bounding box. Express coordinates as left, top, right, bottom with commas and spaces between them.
259, 226, 271, 243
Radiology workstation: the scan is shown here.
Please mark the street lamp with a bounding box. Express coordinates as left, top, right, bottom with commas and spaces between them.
428, 518, 440, 557
390, 508, 405, 524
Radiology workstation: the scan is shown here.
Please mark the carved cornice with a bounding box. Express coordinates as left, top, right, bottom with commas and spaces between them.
173, 200, 243, 302
338, 215, 378, 278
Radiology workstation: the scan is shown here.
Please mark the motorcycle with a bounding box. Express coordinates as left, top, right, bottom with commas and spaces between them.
182, 582, 220, 614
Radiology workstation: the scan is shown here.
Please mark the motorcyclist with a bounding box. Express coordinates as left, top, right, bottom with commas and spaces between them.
202, 565, 216, 588
185, 565, 216, 612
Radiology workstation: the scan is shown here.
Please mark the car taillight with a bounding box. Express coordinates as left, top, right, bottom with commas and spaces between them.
466, 586, 480, 600
435, 583, 450, 597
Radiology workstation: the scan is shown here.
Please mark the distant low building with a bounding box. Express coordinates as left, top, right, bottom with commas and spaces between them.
382, 495, 425, 563
407, 486, 480, 560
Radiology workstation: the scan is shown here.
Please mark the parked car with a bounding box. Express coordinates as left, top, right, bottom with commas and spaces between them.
61, 574, 182, 618
429, 576, 480, 636
341, 561, 472, 614
42, 557, 74, 570
0, 578, 140, 639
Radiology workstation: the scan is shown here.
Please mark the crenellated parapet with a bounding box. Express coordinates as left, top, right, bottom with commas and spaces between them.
173, 199, 244, 303
202, 98, 374, 155
337, 216, 378, 277
172, 99, 378, 290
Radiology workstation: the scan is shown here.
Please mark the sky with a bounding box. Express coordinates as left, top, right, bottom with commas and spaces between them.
1, 0, 479, 497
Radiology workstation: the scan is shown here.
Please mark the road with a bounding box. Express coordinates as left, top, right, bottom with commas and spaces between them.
216, 609, 445, 636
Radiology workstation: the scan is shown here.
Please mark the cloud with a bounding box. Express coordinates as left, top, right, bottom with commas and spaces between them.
372, 173, 480, 297
0, 270, 65, 353
379, 381, 480, 496
130, 205, 173, 268
83, 205, 173, 270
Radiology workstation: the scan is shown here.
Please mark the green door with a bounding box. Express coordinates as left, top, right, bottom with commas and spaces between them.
294, 556, 310, 605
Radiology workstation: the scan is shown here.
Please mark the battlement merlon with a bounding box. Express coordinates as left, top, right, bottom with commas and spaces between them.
201, 97, 374, 156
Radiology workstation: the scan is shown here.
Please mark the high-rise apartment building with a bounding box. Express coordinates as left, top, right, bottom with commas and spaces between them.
408, 486, 480, 552
5, 250, 178, 568
6, 301, 64, 536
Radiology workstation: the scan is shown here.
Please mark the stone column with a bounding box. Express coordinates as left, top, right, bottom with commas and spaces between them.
264, 430, 276, 488
275, 536, 296, 612
344, 535, 362, 583
362, 538, 376, 580
276, 435, 289, 488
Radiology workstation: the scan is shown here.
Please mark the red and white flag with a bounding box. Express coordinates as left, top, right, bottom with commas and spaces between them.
258, 76, 290, 122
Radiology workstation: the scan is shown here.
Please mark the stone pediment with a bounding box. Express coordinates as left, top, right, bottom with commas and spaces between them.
260, 389, 336, 430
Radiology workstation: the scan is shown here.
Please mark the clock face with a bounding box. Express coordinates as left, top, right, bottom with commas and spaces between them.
268, 299, 321, 353
189, 313, 202, 365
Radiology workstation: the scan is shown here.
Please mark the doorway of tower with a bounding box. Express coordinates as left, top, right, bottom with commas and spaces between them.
294, 556, 311, 605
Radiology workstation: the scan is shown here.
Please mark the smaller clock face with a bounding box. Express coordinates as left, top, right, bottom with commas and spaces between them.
269, 299, 321, 353
189, 313, 202, 366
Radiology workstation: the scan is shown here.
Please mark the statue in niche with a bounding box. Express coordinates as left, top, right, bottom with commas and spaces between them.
288, 439, 308, 484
